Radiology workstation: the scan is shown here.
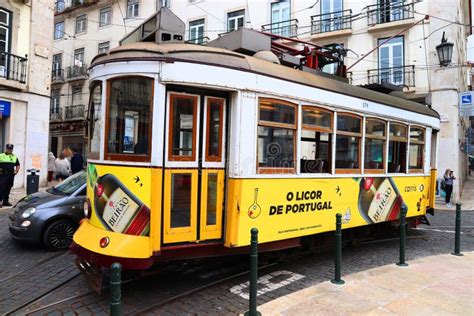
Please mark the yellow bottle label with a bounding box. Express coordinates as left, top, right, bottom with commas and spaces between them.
103, 187, 140, 232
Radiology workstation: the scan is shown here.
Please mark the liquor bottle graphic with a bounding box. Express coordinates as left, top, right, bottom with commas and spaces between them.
357, 177, 405, 224
88, 164, 150, 236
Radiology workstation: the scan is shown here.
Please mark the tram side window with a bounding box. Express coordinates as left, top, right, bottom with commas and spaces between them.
336, 114, 361, 173
169, 94, 198, 161
206, 98, 224, 162
106, 77, 153, 160
388, 123, 407, 173
257, 98, 296, 173
88, 81, 102, 160
409, 127, 425, 172
300, 106, 332, 173
364, 119, 386, 172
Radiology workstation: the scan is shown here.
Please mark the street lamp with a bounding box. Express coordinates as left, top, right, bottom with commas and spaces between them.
436, 31, 454, 67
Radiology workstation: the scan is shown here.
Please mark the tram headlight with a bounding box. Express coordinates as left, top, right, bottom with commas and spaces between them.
83, 199, 92, 219
21, 207, 36, 219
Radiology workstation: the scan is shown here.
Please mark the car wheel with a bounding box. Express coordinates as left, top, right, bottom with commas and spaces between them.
42, 219, 78, 250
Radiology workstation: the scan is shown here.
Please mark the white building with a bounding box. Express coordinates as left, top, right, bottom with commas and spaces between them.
0, 0, 54, 188
51, 0, 471, 199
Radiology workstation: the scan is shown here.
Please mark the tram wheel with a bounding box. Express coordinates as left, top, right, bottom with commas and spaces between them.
43, 219, 78, 250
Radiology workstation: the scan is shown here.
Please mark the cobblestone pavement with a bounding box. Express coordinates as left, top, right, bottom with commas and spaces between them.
1, 209, 472, 315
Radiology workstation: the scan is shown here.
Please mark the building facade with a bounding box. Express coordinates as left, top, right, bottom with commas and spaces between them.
50, 0, 471, 199
0, 0, 53, 188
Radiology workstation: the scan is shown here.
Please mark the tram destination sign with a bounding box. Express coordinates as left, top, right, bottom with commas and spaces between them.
459, 91, 474, 117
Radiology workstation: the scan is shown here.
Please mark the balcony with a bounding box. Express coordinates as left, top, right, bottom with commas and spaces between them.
66, 65, 88, 81
55, 0, 99, 14
65, 104, 85, 120
0, 52, 27, 84
367, 65, 415, 88
50, 108, 63, 122
51, 68, 65, 84
185, 36, 210, 45
367, 2, 414, 26
311, 10, 352, 35
261, 19, 298, 38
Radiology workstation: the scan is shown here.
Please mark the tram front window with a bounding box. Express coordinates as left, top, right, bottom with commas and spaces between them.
106, 77, 153, 159
169, 94, 197, 160
88, 82, 102, 159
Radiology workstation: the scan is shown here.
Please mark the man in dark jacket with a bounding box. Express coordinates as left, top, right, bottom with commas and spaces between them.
70, 147, 84, 174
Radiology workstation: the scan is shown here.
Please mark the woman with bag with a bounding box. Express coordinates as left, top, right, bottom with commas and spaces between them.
55, 153, 71, 182
443, 169, 456, 208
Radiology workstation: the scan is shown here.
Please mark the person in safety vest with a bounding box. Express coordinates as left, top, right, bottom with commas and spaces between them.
0, 144, 20, 207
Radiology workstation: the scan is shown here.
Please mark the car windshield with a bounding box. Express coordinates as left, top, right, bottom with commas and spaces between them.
52, 171, 86, 195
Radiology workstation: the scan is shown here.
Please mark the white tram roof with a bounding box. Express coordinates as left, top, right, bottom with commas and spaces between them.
91, 42, 440, 120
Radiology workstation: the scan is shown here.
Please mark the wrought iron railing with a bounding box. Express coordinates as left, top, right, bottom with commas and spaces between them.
65, 104, 85, 120
66, 65, 87, 80
367, 65, 415, 87
0, 52, 27, 84
347, 72, 353, 85
185, 36, 210, 45
55, 0, 97, 13
52, 68, 64, 83
367, 2, 414, 26
261, 19, 299, 38
50, 108, 63, 121
311, 9, 352, 34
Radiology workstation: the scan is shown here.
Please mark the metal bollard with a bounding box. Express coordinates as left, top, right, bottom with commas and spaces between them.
452, 203, 464, 256
396, 205, 409, 267
110, 262, 122, 316
331, 213, 345, 285
245, 228, 261, 316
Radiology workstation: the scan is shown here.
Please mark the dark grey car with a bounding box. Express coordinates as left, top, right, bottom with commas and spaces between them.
9, 171, 86, 250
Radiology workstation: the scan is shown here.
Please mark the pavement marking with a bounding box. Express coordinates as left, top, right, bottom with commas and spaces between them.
416, 227, 464, 234
229, 270, 305, 300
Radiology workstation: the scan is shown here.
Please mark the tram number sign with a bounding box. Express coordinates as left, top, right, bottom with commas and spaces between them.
362, 101, 369, 109
229, 270, 305, 300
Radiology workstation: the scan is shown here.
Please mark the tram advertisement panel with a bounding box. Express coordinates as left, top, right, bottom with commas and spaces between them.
229, 176, 431, 246
87, 164, 152, 236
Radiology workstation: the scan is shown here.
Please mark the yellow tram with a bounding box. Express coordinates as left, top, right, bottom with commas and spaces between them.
71, 11, 440, 270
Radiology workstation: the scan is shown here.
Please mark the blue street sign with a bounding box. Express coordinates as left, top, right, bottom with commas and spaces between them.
0, 100, 11, 116
461, 94, 472, 104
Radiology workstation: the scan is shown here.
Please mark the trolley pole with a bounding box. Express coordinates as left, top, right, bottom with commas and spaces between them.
245, 228, 261, 316
397, 205, 408, 267
452, 203, 464, 256
110, 262, 123, 316
331, 213, 345, 285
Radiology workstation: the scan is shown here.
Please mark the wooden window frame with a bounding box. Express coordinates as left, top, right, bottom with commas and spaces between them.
168, 93, 198, 162
364, 119, 386, 174
87, 81, 102, 160
335, 113, 362, 174
205, 97, 224, 162
388, 122, 408, 173
104, 76, 154, 162
257, 98, 297, 174
409, 126, 425, 173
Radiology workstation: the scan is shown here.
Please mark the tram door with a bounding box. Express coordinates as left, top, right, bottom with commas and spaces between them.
163, 92, 226, 244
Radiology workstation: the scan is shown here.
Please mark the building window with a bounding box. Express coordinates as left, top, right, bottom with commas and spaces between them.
107, 77, 153, 159
378, 36, 404, 85
52, 53, 62, 76
54, 21, 64, 39
321, 0, 343, 32
51, 89, 60, 113
335, 114, 361, 172
99, 6, 112, 27
74, 48, 85, 65
55, 0, 65, 12
75, 14, 87, 34
271, 0, 290, 36
98, 41, 110, 54
257, 98, 296, 174
409, 127, 424, 172
300, 106, 332, 173
72, 84, 82, 105
189, 19, 204, 44
388, 123, 407, 173
157, 0, 170, 10
227, 9, 245, 32
127, 0, 139, 18
364, 119, 386, 172
0, 8, 11, 73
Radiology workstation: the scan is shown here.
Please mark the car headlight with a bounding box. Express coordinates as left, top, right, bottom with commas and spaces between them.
21, 207, 36, 219
21, 220, 31, 227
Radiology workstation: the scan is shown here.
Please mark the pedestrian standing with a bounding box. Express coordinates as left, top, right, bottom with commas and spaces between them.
0, 144, 20, 207
443, 168, 456, 208
47, 152, 56, 182
70, 147, 84, 174
55, 153, 71, 182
